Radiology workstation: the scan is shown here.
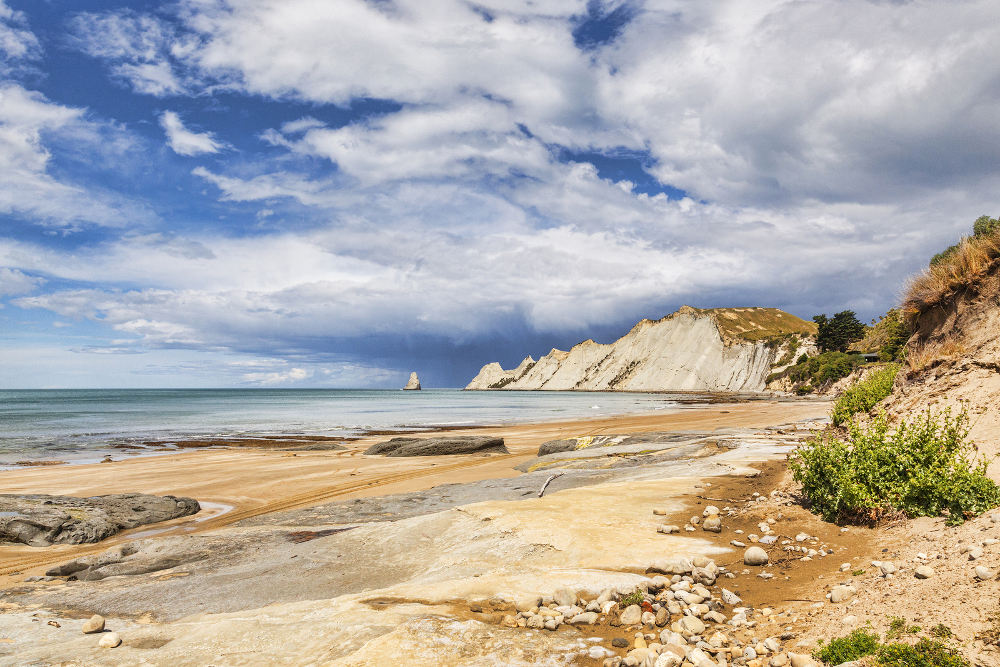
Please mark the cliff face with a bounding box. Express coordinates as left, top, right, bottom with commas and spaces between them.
466, 306, 816, 392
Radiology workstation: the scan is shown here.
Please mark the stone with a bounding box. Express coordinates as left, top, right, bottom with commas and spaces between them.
703, 506, 720, 517
830, 585, 856, 603
687, 648, 716, 667
658, 525, 681, 535
81, 615, 105, 634
690, 516, 701, 526
633, 633, 647, 649
744, 546, 769, 566
915, 566, 935, 579
554, 588, 576, 607
655, 607, 669, 626
654, 508, 668, 516
613, 637, 630, 648
364, 436, 508, 457
402, 371, 421, 390
975, 565, 994, 580
98, 632, 122, 648
721, 588, 741, 606
764, 638, 781, 653
702, 516, 722, 533
878, 562, 896, 576
788, 653, 815, 667
655, 653, 682, 667
1, 495, 200, 547
641, 611, 656, 626
679, 615, 706, 635
515, 596, 540, 612
620, 604, 643, 625
703, 611, 726, 624
526, 614, 545, 629
968, 546, 985, 561
770, 654, 789, 667
543, 618, 559, 630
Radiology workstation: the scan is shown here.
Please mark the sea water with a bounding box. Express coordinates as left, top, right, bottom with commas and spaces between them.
0, 388, 711, 467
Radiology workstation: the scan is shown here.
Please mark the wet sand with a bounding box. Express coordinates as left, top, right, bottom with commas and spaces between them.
0, 400, 828, 584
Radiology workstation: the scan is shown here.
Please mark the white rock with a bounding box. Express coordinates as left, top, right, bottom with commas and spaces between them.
830, 585, 856, 603
658, 524, 681, 534
620, 604, 643, 625
968, 546, 985, 560
702, 516, 722, 533
570, 611, 600, 625
81, 615, 105, 634
721, 588, 742, 606
915, 565, 935, 579
975, 565, 995, 580
703, 506, 720, 517
679, 615, 706, 635
744, 546, 769, 566
98, 632, 121, 649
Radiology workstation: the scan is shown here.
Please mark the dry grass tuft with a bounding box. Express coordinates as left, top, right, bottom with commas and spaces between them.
903, 231, 1000, 328
907, 341, 968, 372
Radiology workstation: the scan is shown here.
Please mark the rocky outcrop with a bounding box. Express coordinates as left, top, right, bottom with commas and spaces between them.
466, 306, 815, 392
0, 494, 201, 547
403, 372, 421, 390
364, 436, 508, 457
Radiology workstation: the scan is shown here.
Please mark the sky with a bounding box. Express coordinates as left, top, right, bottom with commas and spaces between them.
1, 0, 999, 389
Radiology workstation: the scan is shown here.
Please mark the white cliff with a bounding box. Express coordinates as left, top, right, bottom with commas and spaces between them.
465, 306, 815, 392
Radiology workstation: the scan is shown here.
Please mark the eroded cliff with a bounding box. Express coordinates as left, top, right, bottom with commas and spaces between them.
466, 306, 816, 392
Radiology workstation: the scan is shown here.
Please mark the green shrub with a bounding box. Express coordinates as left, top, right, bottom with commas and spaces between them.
790, 408, 1000, 525
832, 364, 900, 426
877, 638, 968, 667
619, 588, 644, 607
815, 629, 881, 664
780, 351, 866, 389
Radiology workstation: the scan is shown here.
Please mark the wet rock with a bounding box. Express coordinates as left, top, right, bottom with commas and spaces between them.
0, 494, 200, 546
98, 632, 122, 648
364, 436, 508, 457
744, 546, 769, 566
81, 615, 105, 634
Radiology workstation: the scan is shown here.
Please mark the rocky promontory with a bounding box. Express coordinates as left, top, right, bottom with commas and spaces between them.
465, 306, 815, 392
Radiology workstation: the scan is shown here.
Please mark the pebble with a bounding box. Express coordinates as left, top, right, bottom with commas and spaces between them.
914, 565, 935, 579
877, 561, 897, 576
744, 546, 769, 566
81, 615, 105, 634
612, 637, 629, 648
98, 632, 122, 648
653, 508, 668, 516
721, 588, 742, 605
570, 612, 599, 625
975, 565, 994, 580
731, 540, 746, 547
788, 653, 815, 667
703, 506, 720, 517
658, 525, 681, 534
968, 546, 985, 561
771, 654, 789, 667
679, 615, 706, 635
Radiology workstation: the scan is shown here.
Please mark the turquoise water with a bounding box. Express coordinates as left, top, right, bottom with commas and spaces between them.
0, 388, 700, 466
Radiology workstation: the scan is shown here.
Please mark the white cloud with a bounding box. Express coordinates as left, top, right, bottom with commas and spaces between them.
0, 267, 43, 297
159, 111, 224, 156
0, 0, 39, 71
0, 84, 149, 227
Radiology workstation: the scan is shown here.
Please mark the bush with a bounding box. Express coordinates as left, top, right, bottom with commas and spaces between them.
619, 588, 644, 607
877, 638, 969, 667
831, 364, 900, 426
816, 632, 969, 667
815, 629, 881, 664
781, 351, 866, 389
790, 407, 1000, 525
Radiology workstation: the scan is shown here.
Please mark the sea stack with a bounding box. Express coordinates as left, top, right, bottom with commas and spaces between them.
403, 372, 421, 390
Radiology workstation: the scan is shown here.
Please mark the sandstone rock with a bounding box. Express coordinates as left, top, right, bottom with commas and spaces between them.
1, 494, 200, 547
703, 506, 720, 517
620, 604, 643, 625
364, 436, 508, 457
554, 588, 576, 607
788, 653, 815, 667
915, 565, 935, 579
98, 632, 122, 648
515, 596, 540, 612
402, 372, 421, 390
770, 654, 789, 667
744, 546, 769, 566
658, 525, 680, 534
570, 611, 599, 625
655, 607, 669, 626
702, 516, 722, 533
81, 615, 105, 634
878, 562, 897, 576
830, 585, 856, 603
679, 615, 706, 635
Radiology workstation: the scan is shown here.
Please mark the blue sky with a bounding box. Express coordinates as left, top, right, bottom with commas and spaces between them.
1, 0, 999, 388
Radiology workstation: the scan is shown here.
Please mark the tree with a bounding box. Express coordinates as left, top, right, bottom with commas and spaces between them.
973, 214, 1000, 238
814, 310, 866, 352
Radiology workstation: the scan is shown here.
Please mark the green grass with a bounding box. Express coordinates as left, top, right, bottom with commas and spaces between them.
790, 407, 1000, 525
832, 363, 900, 426
815, 629, 882, 664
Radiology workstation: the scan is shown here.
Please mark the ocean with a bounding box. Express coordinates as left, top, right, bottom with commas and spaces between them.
0, 388, 708, 468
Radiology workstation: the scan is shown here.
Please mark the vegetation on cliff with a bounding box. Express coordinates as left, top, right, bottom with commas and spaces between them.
831, 363, 900, 426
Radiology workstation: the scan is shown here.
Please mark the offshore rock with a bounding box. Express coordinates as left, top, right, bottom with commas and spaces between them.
403, 372, 421, 390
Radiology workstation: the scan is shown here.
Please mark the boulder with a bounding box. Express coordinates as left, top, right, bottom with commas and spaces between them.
98, 632, 122, 648
0, 494, 200, 547
744, 546, 769, 566
364, 436, 508, 457
620, 604, 643, 625
81, 615, 105, 634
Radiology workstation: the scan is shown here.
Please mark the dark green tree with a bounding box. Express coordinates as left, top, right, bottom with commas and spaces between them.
973, 214, 1000, 238
814, 310, 866, 352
